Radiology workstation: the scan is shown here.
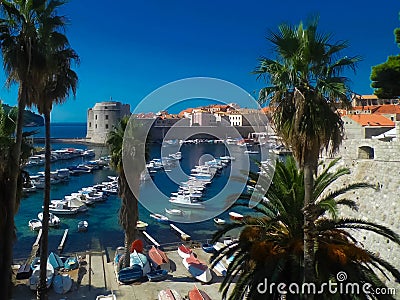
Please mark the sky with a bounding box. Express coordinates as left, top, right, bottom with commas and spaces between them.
0, 0, 399, 122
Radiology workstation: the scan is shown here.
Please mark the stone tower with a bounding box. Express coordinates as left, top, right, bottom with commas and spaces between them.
86, 101, 131, 143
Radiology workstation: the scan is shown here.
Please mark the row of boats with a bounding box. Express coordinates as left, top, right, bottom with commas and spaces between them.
25, 148, 97, 167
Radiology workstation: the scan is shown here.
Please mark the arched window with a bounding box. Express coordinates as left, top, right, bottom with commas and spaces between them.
358, 146, 374, 159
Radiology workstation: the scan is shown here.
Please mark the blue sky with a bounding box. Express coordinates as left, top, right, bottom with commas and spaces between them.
0, 0, 399, 122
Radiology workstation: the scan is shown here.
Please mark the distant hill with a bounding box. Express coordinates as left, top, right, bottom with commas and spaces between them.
1, 103, 44, 127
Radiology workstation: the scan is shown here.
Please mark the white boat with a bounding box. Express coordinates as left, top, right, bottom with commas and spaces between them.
169, 195, 205, 209
229, 211, 244, 221
49, 202, 79, 215
29, 262, 54, 291
150, 213, 169, 223
78, 220, 89, 232
213, 218, 226, 225
165, 208, 183, 216
213, 261, 227, 276
28, 219, 42, 231
136, 220, 148, 231
38, 212, 61, 227
182, 254, 212, 283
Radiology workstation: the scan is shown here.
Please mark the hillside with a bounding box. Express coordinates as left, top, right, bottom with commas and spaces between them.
2, 103, 44, 127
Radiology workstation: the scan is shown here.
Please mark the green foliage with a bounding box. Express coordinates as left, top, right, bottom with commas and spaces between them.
211, 158, 400, 299
370, 55, 400, 99
1, 103, 43, 126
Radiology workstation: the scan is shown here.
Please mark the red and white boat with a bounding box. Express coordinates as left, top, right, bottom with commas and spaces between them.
158, 288, 183, 300
177, 244, 192, 259
182, 254, 212, 283
229, 211, 244, 221
188, 284, 212, 300
148, 246, 170, 271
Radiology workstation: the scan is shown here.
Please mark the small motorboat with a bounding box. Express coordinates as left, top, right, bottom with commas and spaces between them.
130, 250, 151, 275
146, 269, 168, 282
202, 243, 216, 254
213, 218, 226, 225
78, 220, 89, 232
38, 212, 60, 227
150, 213, 170, 223
158, 289, 183, 300
213, 261, 227, 276
29, 262, 54, 291
148, 246, 170, 271
118, 264, 143, 284
165, 208, 183, 216
182, 254, 212, 283
28, 219, 42, 231
177, 244, 192, 259
53, 274, 72, 294
229, 211, 244, 221
188, 284, 212, 300
136, 220, 148, 231
48, 252, 64, 270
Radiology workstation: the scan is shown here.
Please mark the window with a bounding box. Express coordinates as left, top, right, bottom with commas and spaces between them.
95, 115, 97, 120
95, 124, 97, 129
105, 115, 109, 120
89, 122, 92, 128
105, 106, 108, 109
105, 124, 109, 129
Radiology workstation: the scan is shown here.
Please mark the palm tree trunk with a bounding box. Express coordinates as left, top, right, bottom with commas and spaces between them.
303, 155, 317, 299
0, 85, 27, 298
37, 110, 51, 300
119, 168, 139, 269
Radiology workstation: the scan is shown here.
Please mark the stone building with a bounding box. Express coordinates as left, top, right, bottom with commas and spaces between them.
86, 101, 131, 143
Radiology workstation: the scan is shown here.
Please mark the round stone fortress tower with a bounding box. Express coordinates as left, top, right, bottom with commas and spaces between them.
86, 101, 131, 143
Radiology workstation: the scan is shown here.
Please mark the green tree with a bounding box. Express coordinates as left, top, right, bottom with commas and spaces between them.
253, 17, 359, 287
32, 2, 78, 298
107, 117, 147, 269
371, 56, 400, 99
211, 158, 400, 299
0, 1, 48, 296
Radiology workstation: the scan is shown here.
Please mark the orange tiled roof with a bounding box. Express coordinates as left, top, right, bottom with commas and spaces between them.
354, 94, 379, 100
351, 105, 400, 114
346, 114, 394, 127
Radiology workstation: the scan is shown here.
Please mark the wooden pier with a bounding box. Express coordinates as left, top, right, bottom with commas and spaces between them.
142, 231, 161, 247
26, 229, 42, 264
58, 229, 69, 253
170, 224, 191, 241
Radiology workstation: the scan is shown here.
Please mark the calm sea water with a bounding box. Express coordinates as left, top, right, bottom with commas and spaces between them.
14, 124, 264, 260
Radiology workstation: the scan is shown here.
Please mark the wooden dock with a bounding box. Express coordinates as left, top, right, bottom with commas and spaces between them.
170, 224, 191, 241
142, 231, 160, 247
58, 229, 69, 253
26, 229, 42, 264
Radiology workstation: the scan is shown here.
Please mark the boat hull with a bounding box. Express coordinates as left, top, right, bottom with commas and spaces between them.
158, 289, 182, 300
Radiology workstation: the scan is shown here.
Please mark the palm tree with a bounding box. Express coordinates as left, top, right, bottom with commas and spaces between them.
253, 17, 361, 284
0, 1, 49, 296
107, 117, 147, 269
33, 5, 78, 297
211, 157, 400, 299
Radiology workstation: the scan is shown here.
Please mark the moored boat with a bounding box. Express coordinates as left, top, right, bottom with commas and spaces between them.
188, 285, 212, 300
29, 262, 54, 291
148, 246, 170, 271
213, 218, 225, 225
118, 264, 143, 284
202, 243, 216, 254
213, 261, 227, 276
165, 208, 183, 216
53, 274, 72, 294
78, 220, 89, 232
136, 220, 148, 231
229, 211, 244, 221
28, 219, 42, 231
158, 289, 183, 300
130, 250, 151, 275
38, 212, 60, 227
177, 244, 192, 259
150, 213, 170, 223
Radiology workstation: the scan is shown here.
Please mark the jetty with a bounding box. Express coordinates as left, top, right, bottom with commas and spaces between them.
142, 231, 160, 247
58, 229, 69, 253
170, 223, 191, 241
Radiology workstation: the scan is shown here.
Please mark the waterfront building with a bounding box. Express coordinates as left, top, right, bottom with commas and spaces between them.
342, 114, 395, 139
351, 94, 399, 106
86, 101, 131, 143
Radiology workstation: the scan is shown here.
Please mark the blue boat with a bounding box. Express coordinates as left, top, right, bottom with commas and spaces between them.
118, 264, 143, 284
146, 269, 168, 282
202, 243, 216, 254
64, 257, 78, 270
48, 252, 64, 270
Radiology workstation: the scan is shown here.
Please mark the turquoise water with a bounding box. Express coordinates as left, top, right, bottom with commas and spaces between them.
14, 125, 264, 260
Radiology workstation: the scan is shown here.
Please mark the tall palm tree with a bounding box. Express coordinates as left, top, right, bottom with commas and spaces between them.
253, 17, 361, 284
34, 7, 78, 297
107, 117, 147, 269
0, 1, 49, 296
211, 157, 400, 300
